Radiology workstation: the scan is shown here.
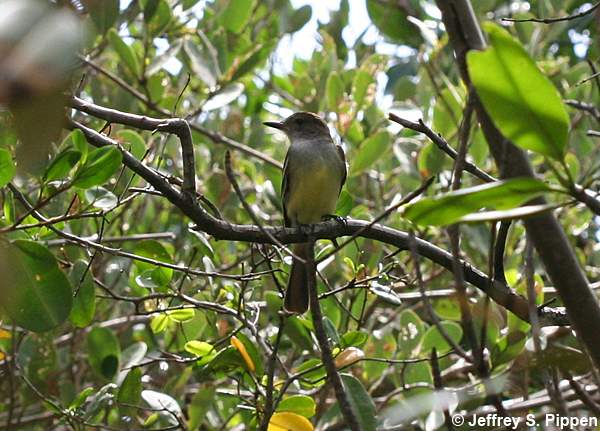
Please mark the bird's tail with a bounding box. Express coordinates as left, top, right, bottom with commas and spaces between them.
284, 242, 315, 314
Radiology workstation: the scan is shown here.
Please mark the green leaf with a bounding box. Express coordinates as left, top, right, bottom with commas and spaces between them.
467, 23, 569, 160
142, 0, 160, 22
84, 186, 118, 210
12, 88, 69, 174
3, 240, 72, 332
419, 321, 463, 355
85, 383, 117, 417
219, 0, 254, 34
117, 130, 146, 159
398, 309, 425, 356
349, 131, 390, 176
134, 240, 173, 286
417, 141, 447, 177
68, 260, 96, 328
69, 387, 94, 409
345, 120, 364, 145
150, 313, 169, 333
182, 0, 201, 10
72, 146, 122, 189
322, 317, 340, 345
296, 358, 326, 386
117, 368, 142, 420
404, 361, 433, 385
202, 83, 244, 112
492, 331, 527, 366
117, 342, 148, 384
44, 149, 81, 182
146, 40, 183, 76
230, 45, 272, 81
185, 341, 215, 357
0, 148, 15, 187
148, 0, 171, 36
352, 70, 374, 108
432, 86, 463, 139
564, 152, 580, 180
458, 203, 560, 223
183, 38, 218, 88
166, 308, 195, 323
340, 331, 369, 349
287, 5, 312, 33
67, 129, 89, 163
326, 71, 344, 112
3, 189, 15, 224
189, 230, 214, 258
188, 387, 215, 429
340, 374, 377, 431
403, 178, 551, 226
141, 390, 182, 426
107, 28, 140, 77
83, 0, 119, 34
87, 327, 120, 380
366, 0, 421, 47
277, 395, 316, 418
335, 190, 353, 217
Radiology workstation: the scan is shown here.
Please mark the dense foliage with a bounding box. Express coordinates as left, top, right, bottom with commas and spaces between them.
1, 0, 600, 430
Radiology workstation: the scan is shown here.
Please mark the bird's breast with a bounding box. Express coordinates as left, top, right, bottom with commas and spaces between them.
285, 157, 341, 225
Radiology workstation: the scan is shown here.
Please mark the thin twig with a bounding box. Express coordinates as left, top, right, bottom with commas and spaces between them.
564, 371, 600, 415
307, 245, 361, 431
77, 56, 282, 168
502, 2, 600, 23
408, 230, 470, 360
431, 348, 454, 431
388, 113, 495, 183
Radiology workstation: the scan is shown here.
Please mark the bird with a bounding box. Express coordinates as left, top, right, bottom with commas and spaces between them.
264, 112, 347, 313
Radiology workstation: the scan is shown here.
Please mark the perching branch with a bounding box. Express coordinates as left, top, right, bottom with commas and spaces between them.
68, 101, 569, 326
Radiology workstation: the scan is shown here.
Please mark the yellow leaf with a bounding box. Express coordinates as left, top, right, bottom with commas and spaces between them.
0, 329, 11, 339
230, 335, 255, 373
0, 351, 4, 361
268, 412, 314, 431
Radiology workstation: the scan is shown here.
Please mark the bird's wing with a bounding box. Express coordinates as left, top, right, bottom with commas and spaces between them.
281, 149, 292, 227
336, 143, 347, 194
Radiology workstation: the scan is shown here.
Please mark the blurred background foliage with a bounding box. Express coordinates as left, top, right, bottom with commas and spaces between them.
0, 0, 599, 429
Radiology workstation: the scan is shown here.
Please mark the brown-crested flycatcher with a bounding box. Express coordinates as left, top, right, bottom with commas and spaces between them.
264, 112, 347, 313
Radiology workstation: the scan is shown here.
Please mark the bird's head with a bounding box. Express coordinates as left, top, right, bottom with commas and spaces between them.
264, 112, 330, 140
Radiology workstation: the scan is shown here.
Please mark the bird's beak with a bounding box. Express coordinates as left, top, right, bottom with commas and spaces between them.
263, 121, 285, 130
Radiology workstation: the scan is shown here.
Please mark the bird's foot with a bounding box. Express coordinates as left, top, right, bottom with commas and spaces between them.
322, 214, 347, 227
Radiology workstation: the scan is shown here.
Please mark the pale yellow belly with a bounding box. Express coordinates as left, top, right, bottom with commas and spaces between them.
286, 165, 340, 225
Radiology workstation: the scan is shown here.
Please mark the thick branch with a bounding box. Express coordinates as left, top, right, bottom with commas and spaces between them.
72, 96, 196, 198
436, 0, 600, 368
68, 114, 568, 326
